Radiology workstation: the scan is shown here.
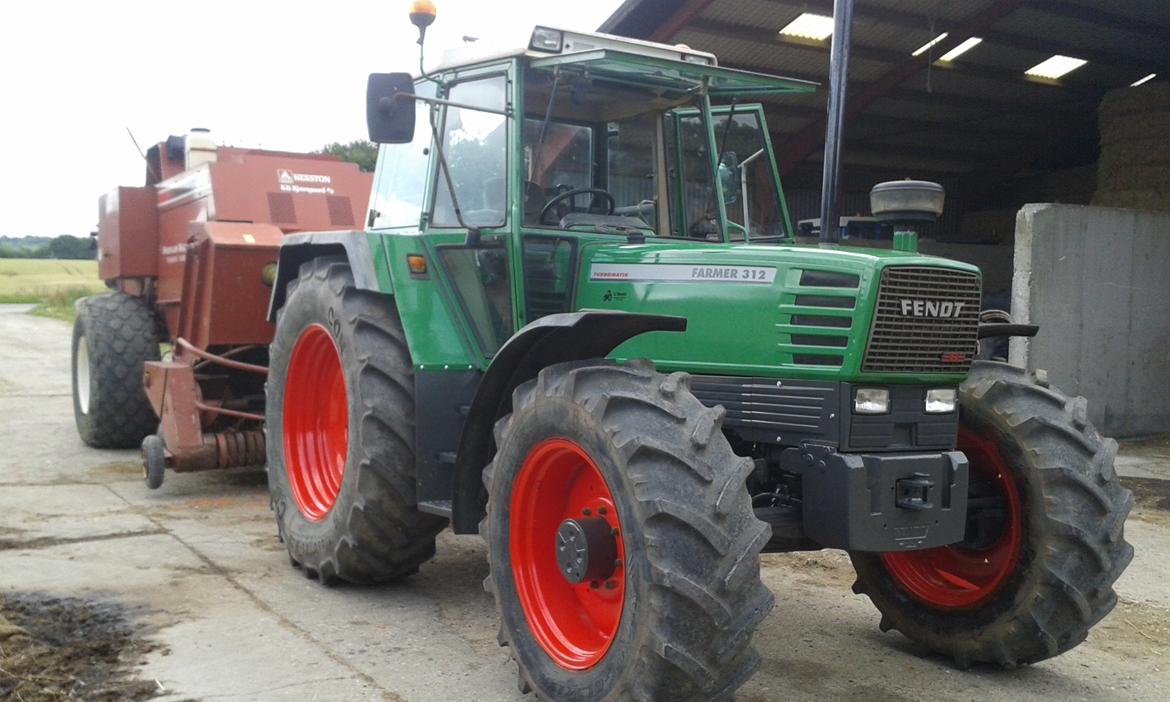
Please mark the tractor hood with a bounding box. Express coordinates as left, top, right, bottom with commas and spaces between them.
573, 240, 981, 383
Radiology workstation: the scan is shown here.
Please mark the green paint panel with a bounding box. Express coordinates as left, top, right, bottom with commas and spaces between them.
377, 232, 481, 370
575, 241, 978, 384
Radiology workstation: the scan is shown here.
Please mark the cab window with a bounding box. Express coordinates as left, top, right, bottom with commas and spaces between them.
368, 82, 436, 229
432, 75, 508, 228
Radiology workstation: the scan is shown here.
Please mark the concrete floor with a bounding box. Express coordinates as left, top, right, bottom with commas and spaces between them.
1, 302, 1167, 701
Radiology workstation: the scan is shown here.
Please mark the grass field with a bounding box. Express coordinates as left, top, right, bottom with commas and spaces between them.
0, 259, 107, 321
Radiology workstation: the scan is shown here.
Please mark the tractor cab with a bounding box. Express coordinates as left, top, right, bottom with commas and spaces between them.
364, 28, 818, 356
369, 28, 812, 242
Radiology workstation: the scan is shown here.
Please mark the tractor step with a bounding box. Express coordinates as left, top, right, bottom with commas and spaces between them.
418, 499, 453, 518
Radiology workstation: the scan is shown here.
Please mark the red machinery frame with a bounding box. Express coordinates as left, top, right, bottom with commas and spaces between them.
96, 133, 373, 477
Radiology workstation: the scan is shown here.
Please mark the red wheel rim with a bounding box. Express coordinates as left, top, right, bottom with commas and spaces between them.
282, 324, 348, 522
881, 426, 1022, 609
510, 438, 625, 670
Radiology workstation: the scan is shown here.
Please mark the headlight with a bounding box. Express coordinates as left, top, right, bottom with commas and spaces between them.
529, 27, 564, 52
854, 388, 889, 414
925, 388, 957, 413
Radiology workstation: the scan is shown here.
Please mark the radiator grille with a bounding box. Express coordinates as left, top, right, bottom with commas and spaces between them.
863, 266, 981, 373
690, 376, 839, 443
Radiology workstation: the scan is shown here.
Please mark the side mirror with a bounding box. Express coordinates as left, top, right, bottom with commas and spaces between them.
366, 73, 416, 144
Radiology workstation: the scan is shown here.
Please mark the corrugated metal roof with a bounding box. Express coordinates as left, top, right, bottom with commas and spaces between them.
600, 0, 1170, 186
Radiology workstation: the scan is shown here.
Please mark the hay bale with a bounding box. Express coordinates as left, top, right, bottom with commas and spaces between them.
1093, 166, 1170, 193
1099, 111, 1170, 146
1098, 140, 1170, 170
1094, 83, 1170, 211
1091, 188, 1170, 212
1097, 83, 1170, 119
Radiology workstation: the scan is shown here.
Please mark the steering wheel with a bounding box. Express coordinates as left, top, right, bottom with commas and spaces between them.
539, 187, 615, 225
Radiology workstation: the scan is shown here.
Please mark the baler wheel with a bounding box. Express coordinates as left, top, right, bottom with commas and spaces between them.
266, 256, 445, 585
849, 361, 1134, 668
71, 293, 161, 448
142, 434, 166, 490
482, 359, 773, 701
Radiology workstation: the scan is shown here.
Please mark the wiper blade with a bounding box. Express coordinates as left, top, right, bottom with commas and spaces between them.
533, 69, 561, 179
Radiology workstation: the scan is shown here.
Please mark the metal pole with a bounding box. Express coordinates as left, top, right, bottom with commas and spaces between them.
819, 0, 854, 245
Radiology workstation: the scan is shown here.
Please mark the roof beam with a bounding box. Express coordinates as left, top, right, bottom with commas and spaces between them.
685, 19, 1111, 96
1029, 0, 1170, 40
768, 0, 1169, 77
775, 0, 1028, 175
760, 105, 1068, 141
723, 59, 1096, 117
647, 0, 716, 42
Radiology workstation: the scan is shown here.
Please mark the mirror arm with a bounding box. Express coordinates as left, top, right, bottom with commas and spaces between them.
418, 47, 443, 87
394, 91, 510, 117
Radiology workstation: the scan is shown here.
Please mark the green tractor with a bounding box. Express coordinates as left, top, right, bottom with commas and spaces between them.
263, 10, 1133, 702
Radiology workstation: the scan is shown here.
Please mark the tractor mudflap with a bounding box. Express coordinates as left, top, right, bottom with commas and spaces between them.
787, 444, 969, 552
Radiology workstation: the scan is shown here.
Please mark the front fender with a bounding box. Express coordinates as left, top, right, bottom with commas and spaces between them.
449, 310, 686, 533
266, 231, 380, 321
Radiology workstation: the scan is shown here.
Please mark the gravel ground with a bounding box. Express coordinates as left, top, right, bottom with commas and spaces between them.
0, 303, 1167, 701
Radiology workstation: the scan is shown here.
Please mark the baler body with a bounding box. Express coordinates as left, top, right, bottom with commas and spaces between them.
91, 135, 372, 475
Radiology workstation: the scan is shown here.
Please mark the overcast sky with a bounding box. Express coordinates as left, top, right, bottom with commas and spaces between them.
0, 0, 624, 238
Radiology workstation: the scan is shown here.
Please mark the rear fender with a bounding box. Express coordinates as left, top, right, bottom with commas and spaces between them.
449, 310, 686, 533
267, 231, 381, 320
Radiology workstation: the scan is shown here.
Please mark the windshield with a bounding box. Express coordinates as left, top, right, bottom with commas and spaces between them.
668, 108, 788, 240
521, 65, 790, 241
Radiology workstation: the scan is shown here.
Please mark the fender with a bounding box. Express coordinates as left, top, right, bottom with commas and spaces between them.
448, 310, 686, 533
266, 231, 381, 320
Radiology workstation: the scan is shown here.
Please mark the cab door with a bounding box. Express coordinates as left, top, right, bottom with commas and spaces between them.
422, 67, 519, 359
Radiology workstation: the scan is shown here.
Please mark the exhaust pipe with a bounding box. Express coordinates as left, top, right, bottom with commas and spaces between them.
818, 0, 855, 245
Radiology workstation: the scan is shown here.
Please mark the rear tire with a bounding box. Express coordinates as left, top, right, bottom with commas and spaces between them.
483, 359, 773, 701
850, 361, 1134, 668
266, 257, 446, 584
71, 293, 160, 448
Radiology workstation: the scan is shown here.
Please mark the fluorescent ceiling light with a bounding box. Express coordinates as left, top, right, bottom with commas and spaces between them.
1131, 73, 1157, 87
912, 32, 948, 56
1025, 55, 1087, 79
936, 37, 982, 62
779, 13, 835, 41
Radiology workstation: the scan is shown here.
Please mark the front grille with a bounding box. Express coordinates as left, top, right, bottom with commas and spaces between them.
863, 266, 981, 373
780, 268, 860, 368
691, 376, 840, 444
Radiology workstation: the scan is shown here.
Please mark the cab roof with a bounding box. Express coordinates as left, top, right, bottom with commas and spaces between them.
424, 26, 817, 98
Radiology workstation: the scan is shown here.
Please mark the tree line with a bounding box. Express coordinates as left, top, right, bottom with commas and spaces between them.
0, 141, 375, 261
0, 235, 95, 260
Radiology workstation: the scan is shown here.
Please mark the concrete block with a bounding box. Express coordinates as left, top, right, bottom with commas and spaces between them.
1012, 203, 1170, 436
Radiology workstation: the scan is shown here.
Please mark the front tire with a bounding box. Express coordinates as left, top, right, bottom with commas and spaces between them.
71, 293, 160, 448
483, 359, 773, 701
850, 361, 1134, 668
266, 257, 445, 584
